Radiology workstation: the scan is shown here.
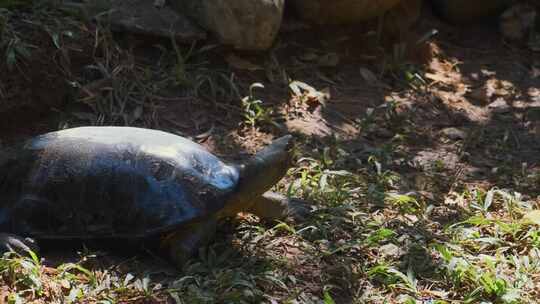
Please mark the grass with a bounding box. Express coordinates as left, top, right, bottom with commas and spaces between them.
0, 8, 35, 71
4, 147, 538, 303
1, 2, 540, 304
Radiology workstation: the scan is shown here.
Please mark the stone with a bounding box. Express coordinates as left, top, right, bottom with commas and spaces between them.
429, 0, 512, 24
500, 3, 537, 42
289, 0, 401, 25
429, 206, 461, 224
488, 98, 511, 114
63, 0, 206, 43
382, 0, 423, 38
379, 243, 402, 258
441, 127, 466, 140
172, 0, 284, 51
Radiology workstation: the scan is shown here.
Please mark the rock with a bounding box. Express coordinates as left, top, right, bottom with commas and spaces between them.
289, 0, 401, 25
500, 3, 537, 42
171, 0, 284, 50
441, 127, 466, 140
430, 0, 512, 24
488, 98, 511, 114
285, 118, 332, 138
412, 150, 460, 171
429, 206, 461, 224
63, 0, 206, 43
379, 243, 402, 258
383, 0, 423, 38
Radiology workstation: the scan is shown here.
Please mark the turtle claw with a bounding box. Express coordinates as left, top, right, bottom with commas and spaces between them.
161, 220, 217, 268
249, 192, 314, 222
0, 233, 39, 256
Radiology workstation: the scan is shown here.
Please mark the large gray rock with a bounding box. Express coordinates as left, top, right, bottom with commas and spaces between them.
289, 0, 401, 25
172, 0, 284, 51
384, 0, 422, 34
500, 3, 537, 43
430, 0, 512, 24
63, 0, 206, 43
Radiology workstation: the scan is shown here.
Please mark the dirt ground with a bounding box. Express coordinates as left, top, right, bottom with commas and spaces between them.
2, 6, 538, 195
1, 2, 540, 303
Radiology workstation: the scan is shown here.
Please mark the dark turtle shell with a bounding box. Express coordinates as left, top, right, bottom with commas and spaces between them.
0, 127, 239, 239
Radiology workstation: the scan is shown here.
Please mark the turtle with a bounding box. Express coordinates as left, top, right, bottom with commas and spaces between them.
0, 126, 309, 265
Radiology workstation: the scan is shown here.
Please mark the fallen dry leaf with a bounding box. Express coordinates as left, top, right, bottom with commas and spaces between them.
523, 210, 540, 225
425, 72, 457, 85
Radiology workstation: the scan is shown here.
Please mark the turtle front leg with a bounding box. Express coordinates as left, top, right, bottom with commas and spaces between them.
160, 219, 217, 267
248, 191, 312, 221
0, 233, 39, 256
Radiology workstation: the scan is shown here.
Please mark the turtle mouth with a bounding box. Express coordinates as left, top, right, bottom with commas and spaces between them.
237, 135, 295, 194
282, 135, 296, 166
220, 135, 295, 216
269, 135, 294, 168
271, 134, 294, 157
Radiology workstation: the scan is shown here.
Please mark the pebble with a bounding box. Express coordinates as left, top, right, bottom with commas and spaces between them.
441, 127, 466, 140
488, 98, 511, 114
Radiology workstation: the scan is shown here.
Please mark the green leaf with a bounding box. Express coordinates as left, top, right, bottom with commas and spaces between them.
323, 291, 336, 304
66, 288, 82, 304
435, 244, 453, 262
7, 292, 23, 304
14, 43, 30, 59
51, 32, 60, 49
27, 249, 40, 266
366, 228, 396, 245
403, 297, 417, 304
6, 45, 16, 69
272, 222, 296, 234
484, 189, 494, 211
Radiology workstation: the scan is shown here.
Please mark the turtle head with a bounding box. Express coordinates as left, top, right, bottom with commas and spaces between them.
219, 135, 294, 217
238, 135, 293, 195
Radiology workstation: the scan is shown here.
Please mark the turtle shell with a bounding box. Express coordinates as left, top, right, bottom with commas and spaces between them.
0, 127, 240, 239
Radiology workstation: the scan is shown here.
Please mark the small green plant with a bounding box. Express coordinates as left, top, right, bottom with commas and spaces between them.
432, 159, 445, 172
0, 9, 35, 71
0, 250, 43, 299
379, 29, 435, 91
385, 193, 422, 214
367, 264, 419, 294
365, 228, 396, 246
171, 37, 196, 86
241, 83, 274, 128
